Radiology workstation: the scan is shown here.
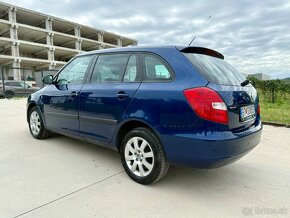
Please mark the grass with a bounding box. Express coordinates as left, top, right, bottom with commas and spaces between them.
0, 96, 27, 100
259, 91, 290, 125
13, 96, 28, 99
260, 101, 290, 124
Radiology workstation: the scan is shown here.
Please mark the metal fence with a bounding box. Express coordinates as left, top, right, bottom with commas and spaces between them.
0, 66, 58, 99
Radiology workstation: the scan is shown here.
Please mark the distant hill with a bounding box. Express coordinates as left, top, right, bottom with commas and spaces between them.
282, 77, 290, 84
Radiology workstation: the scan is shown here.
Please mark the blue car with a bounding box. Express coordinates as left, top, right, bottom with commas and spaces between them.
27, 46, 262, 184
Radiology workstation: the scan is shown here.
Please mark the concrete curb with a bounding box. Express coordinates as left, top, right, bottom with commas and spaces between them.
262, 121, 290, 128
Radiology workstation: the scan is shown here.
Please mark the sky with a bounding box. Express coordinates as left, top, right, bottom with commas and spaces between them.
2, 0, 290, 79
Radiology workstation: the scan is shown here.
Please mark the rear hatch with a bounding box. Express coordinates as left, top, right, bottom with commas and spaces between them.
181, 47, 259, 130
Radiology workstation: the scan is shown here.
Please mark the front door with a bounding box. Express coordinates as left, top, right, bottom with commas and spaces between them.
42, 55, 94, 135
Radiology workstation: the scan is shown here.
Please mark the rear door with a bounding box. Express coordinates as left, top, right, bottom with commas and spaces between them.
183, 52, 259, 130
79, 53, 141, 143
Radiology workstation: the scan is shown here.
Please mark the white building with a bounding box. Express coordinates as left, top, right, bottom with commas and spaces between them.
247, 73, 271, 81
0, 1, 137, 81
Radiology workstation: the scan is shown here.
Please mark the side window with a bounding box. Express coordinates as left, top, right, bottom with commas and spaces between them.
19, 82, 29, 88
57, 55, 93, 84
123, 54, 140, 82
143, 54, 173, 81
91, 54, 129, 83
5, 82, 21, 87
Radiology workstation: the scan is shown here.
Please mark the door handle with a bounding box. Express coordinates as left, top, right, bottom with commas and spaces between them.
70, 91, 78, 98
116, 91, 129, 99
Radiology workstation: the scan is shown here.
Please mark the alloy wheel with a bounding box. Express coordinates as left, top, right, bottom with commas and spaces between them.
30, 111, 41, 136
124, 136, 154, 177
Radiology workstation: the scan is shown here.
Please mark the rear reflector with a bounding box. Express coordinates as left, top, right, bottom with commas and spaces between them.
257, 104, 260, 115
184, 87, 228, 125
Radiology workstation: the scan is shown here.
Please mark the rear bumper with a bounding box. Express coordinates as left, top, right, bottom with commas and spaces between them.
159, 122, 262, 168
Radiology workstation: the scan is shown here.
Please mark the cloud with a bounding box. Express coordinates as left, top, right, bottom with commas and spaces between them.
2, 0, 290, 78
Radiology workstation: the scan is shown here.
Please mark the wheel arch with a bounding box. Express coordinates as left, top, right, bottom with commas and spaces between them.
27, 102, 36, 122
27, 102, 45, 126
114, 119, 161, 153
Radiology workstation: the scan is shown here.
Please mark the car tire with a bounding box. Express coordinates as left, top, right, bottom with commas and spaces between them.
120, 127, 169, 184
28, 106, 52, 139
5, 90, 14, 99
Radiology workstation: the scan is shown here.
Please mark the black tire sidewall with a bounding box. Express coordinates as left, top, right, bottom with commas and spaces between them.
120, 128, 163, 184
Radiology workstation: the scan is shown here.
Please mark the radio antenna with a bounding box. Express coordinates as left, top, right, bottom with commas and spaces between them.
188, 16, 212, 46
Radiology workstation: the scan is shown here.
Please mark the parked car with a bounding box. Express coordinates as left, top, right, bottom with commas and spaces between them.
26, 46, 262, 184
0, 80, 40, 98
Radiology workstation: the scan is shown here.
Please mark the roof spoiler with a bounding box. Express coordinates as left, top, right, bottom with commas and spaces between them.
178, 46, 224, 59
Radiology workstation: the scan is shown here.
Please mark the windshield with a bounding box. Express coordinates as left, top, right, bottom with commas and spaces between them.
20, 82, 30, 88
184, 53, 246, 86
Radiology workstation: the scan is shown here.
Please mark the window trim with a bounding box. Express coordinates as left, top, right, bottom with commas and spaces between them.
140, 52, 175, 83
122, 52, 141, 83
53, 54, 95, 85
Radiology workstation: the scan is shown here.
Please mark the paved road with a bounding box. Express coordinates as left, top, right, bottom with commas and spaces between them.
0, 99, 289, 218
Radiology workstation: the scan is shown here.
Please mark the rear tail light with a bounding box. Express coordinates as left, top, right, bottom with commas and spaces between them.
257, 104, 260, 115
183, 87, 228, 125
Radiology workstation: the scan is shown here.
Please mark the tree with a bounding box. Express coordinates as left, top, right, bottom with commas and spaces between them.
247, 76, 290, 103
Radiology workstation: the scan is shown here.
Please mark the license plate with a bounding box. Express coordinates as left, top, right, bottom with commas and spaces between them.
240, 105, 255, 122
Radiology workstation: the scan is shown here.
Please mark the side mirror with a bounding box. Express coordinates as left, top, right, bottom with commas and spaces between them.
42, 75, 54, 84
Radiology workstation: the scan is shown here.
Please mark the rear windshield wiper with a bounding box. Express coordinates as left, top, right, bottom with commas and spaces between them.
241, 79, 251, 86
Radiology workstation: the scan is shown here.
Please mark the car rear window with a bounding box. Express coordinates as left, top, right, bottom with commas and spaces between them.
184, 53, 246, 86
